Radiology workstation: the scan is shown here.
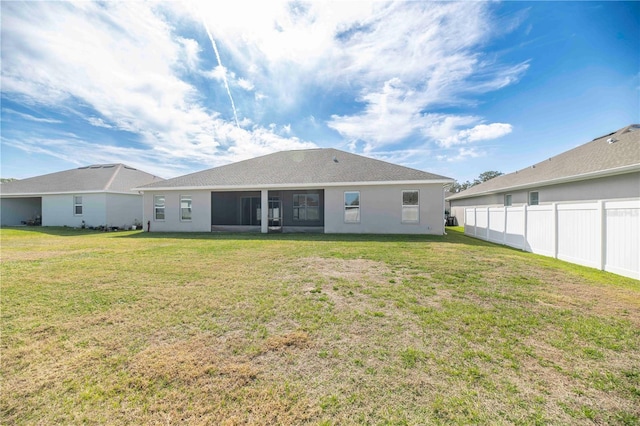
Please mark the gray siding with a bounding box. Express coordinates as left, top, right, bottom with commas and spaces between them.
450, 172, 640, 220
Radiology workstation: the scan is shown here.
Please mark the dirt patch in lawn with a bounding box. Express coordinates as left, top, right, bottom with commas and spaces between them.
296, 257, 393, 284
541, 276, 640, 326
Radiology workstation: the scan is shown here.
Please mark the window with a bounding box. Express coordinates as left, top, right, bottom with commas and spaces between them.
504, 194, 512, 207
344, 191, 360, 223
529, 191, 539, 206
154, 195, 165, 220
402, 190, 419, 223
73, 196, 83, 216
180, 195, 192, 221
293, 194, 320, 221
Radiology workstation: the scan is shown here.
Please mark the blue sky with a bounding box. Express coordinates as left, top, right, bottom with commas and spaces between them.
1, 1, 638, 182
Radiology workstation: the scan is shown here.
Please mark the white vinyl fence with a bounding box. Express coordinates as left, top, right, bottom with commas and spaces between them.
464, 199, 640, 280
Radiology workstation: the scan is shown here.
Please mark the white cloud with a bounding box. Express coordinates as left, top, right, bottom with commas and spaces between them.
178, 1, 526, 152
177, 37, 201, 71
458, 123, 513, 143
1, 1, 314, 174
237, 78, 255, 91
1, 0, 526, 176
447, 147, 484, 162
426, 119, 513, 148
87, 117, 113, 129
2, 108, 62, 124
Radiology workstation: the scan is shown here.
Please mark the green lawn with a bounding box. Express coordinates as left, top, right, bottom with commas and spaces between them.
1, 227, 639, 425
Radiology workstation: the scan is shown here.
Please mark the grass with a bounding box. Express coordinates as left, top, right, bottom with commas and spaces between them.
1, 226, 639, 425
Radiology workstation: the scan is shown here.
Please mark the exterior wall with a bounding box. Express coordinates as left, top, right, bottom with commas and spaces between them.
324, 184, 445, 234
42, 193, 106, 227
0, 197, 42, 226
105, 193, 144, 228
449, 172, 640, 219
143, 190, 211, 232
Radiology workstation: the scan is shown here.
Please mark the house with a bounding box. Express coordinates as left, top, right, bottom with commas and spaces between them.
447, 124, 640, 217
0, 164, 163, 228
136, 148, 453, 234
446, 124, 639, 279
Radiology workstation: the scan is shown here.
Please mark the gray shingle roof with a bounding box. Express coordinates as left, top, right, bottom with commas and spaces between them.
447, 124, 640, 200
139, 148, 452, 189
0, 164, 163, 195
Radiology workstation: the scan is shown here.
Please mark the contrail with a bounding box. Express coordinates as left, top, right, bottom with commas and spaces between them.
200, 16, 240, 128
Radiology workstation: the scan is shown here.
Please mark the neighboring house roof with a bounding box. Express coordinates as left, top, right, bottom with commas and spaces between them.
0, 164, 163, 196
447, 124, 640, 201
138, 148, 453, 190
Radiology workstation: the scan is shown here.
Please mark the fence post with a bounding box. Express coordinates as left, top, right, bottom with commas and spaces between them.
523, 204, 528, 251
598, 200, 605, 271
503, 206, 508, 245
552, 203, 558, 259
473, 207, 477, 236
486, 207, 490, 240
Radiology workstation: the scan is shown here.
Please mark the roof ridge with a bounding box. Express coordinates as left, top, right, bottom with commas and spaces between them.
103, 164, 123, 190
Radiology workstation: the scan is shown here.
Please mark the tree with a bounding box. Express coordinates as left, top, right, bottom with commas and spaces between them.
450, 170, 503, 193
473, 171, 503, 186
0, 178, 17, 183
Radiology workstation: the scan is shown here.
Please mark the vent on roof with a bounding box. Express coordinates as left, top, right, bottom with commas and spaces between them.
607, 137, 618, 144
102, 165, 115, 168
89, 165, 101, 169
627, 124, 640, 132
333, 156, 338, 163
592, 131, 616, 141
78, 166, 89, 169
124, 166, 137, 170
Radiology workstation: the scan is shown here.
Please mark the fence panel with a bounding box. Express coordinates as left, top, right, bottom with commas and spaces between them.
487, 207, 505, 244
505, 207, 525, 249
604, 200, 640, 278
557, 203, 600, 268
526, 205, 554, 257
475, 208, 488, 239
462, 200, 639, 280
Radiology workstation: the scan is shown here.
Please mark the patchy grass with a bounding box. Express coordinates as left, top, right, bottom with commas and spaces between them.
1, 226, 639, 425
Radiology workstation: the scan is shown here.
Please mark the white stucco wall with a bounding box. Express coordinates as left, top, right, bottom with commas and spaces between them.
105, 193, 144, 228
324, 184, 445, 234
0, 197, 42, 226
142, 190, 212, 232
42, 193, 107, 227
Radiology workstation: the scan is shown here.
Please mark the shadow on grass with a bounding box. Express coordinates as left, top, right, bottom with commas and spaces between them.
1, 226, 111, 237
2, 225, 508, 248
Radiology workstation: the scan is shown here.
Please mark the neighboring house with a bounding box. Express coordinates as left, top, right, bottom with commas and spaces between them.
0, 164, 163, 228
446, 124, 639, 279
447, 124, 640, 217
136, 148, 453, 234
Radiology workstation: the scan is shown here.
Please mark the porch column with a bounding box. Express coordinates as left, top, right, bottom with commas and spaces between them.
261, 189, 268, 233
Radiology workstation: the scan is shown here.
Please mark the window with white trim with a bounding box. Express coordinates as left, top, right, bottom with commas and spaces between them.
154, 195, 165, 220
402, 190, 419, 223
529, 191, 539, 206
180, 195, 192, 221
293, 194, 319, 221
344, 191, 360, 223
73, 195, 83, 216
504, 194, 512, 207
